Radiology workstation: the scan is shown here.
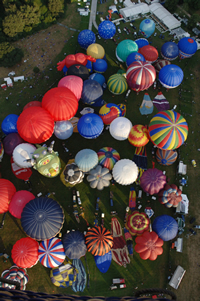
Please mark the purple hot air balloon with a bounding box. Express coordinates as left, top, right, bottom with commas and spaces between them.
140, 168, 167, 195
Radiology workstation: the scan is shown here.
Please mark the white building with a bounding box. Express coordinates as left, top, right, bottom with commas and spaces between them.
119, 3, 149, 21
4, 77, 13, 87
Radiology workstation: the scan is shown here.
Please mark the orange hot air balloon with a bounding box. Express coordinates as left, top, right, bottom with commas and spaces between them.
0, 179, 16, 214
128, 124, 149, 147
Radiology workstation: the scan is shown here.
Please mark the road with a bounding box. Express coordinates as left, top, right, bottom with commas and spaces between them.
88, 0, 98, 30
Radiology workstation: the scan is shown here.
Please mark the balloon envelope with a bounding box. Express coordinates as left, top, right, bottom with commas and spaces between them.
17, 107, 54, 144
58, 75, 83, 101
94, 250, 112, 273
107, 74, 128, 95
161, 42, 179, 61
78, 29, 96, 49
125, 211, 150, 236
38, 238, 65, 268
110, 117, 132, 141
139, 45, 158, 63
23, 101, 42, 111
116, 40, 138, 62
21, 197, 64, 240
63, 230, 87, 259
77, 113, 104, 139
135, 231, 163, 260
140, 168, 166, 195
135, 38, 149, 49
75, 149, 98, 172
9, 190, 35, 219
97, 147, 120, 170
148, 110, 188, 150
87, 43, 105, 59
126, 52, 145, 67
139, 19, 155, 38
112, 159, 138, 185
54, 120, 73, 140
128, 125, 149, 147
156, 149, 178, 166
1, 114, 19, 135
98, 20, 116, 39
81, 79, 103, 105
89, 73, 106, 89
153, 59, 171, 73
178, 37, 197, 59
0, 179, 16, 214
99, 103, 121, 125
67, 64, 90, 80
152, 215, 178, 241
3, 133, 24, 156
12, 143, 36, 168
159, 64, 183, 89
93, 59, 108, 73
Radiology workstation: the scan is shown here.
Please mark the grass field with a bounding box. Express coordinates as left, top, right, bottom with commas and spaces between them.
0, 2, 200, 300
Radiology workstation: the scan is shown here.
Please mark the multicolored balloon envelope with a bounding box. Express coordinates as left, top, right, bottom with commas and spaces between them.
50, 260, 78, 288
158, 184, 182, 208
99, 103, 122, 125
85, 226, 113, 256
148, 110, 188, 150
128, 125, 149, 147
156, 149, 178, 166
125, 211, 150, 236
97, 147, 120, 170
107, 74, 128, 95
0, 265, 29, 290
72, 259, 87, 292
38, 238, 65, 268
94, 250, 112, 273
153, 59, 171, 73
140, 168, 166, 195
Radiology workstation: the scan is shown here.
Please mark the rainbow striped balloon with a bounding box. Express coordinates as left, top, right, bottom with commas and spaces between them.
107, 74, 128, 95
97, 147, 120, 170
148, 110, 188, 150
128, 124, 149, 147
38, 238, 65, 268
156, 149, 178, 166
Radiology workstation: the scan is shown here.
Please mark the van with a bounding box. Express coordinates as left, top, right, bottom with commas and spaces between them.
169, 265, 186, 289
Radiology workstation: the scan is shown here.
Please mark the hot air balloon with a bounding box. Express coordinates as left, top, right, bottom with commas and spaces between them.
126, 61, 156, 92
50, 260, 78, 288
81, 80, 103, 105
87, 165, 112, 190
139, 93, 154, 115
1, 114, 19, 135
85, 226, 113, 256
178, 37, 198, 59
156, 149, 178, 166
21, 197, 64, 240
0, 265, 29, 290
125, 211, 150, 236
98, 20, 116, 39
9, 190, 35, 219
11, 237, 39, 268
87, 43, 105, 59
109, 117, 132, 141
99, 103, 122, 125
3, 133, 24, 156
152, 215, 178, 241
38, 238, 65, 268
139, 45, 158, 63
140, 168, 166, 195
107, 74, 128, 95
67, 64, 90, 80
158, 184, 182, 208
0, 179, 16, 214
148, 110, 188, 150
152, 92, 170, 111
17, 107, 54, 144
159, 64, 183, 89
62, 162, 84, 186
126, 52, 145, 67
128, 125, 149, 147
77, 113, 104, 139
75, 149, 98, 172
161, 42, 179, 61
78, 29, 96, 49
57, 53, 96, 71
93, 59, 108, 73
112, 159, 138, 185
89, 73, 107, 89
153, 59, 171, 73
97, 147, 120, 170
23, 101, 42, 111
94, 250, 112, 273
135, 231, 163, 260
42, 87, 78, 121
116, 40, 138, 62
54, 120, 73, 140
139, 19, 155, 38
135, 38, 149, 49
12, 143, 37, 168
58, 75, 83, 101
63, 230, 87, 259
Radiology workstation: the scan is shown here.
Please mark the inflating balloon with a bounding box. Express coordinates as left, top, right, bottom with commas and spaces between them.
78, 29, 96, 49
1, 114, 19, 135
87, 43, 105, 59
139, 19, 155, 38
58, 75, 83, 101
54, 120, 73, 140
57, 53, 96, 71
98, 20, 116, 39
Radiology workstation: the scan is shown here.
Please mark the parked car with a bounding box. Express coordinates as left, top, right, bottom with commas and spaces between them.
193, 225, 200, 229
117, 27, 121, 34
154, 32, 157, 37
189, 228, 197, 235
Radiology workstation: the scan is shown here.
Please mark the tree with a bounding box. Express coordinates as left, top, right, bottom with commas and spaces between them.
3, 12, 25, 37
164, 0, 179, 12
187, 14, 200, 30
184, 0, 200, 10
48, 0, 64, 17
0, 42, 24, 67
0, 42, 14, 59
20, 5, 41, 32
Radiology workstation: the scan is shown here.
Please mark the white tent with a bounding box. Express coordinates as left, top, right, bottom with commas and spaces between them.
176, 194, 189, 215
119, 3, 149, 21
149, 3, 181, 30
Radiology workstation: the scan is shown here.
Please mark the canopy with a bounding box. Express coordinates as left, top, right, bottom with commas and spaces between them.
3, 133, 24, 156
12, 143, 37, 168
58, 75, 83, 101
94, 250, 112, 273
139, 19, 155, 38
54, 120, 73, 140
77, 113, 104, 139
21, 197, 64, 241
87, 43, 105, 59
135, 38, 149, 49
107, 74, 128, 95
112, 159, 138, 185
50, 260, 78, 288
75, 149, 98, 172
178, 37, 197, 59
17, 107, 54, 144
158, 184, 182, 208
85, 226, 113, 256
128, 125, 149, 147
11, 237, 39, 268
159, 64, 183, 89
125, 211, 150, 236
9, 190, 35, 219
139, 45, 158, 63
93, 59, 108, 73
63, 163, 84, 185
38, 238, 65, 268
140, 168, 166, 195
161, 42, 179, 61
148, 110, 188, 150
109, 117, 132, 141
0, 179, 16, 214
152, 215, 178, 241
62, 230, 87, 259
156, 149, 177, 166
126, 61, 156, 92
152, 92, 170, 111
97, 147, 120, 170
126, 52, 145, 67
99, 103, 121, 125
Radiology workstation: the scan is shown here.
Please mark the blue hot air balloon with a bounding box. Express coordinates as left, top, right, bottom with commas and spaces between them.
159, 64, 184, 89
89, 73, 107, 89
126, 52, 145, 67
98, 20, 116, 39
81, 79, 103, 105
139, 19, 155, 38
78, 29, 96, 49
54, 120, 73, 140
152, 215, 178, 241
2, 114, 19, 135
135, 38, 149, 49
93, 59, 108, 73
63, 230, 87, 259
178, 37, 198, 59
161, 42, 179, 61
77, 113, 104, 139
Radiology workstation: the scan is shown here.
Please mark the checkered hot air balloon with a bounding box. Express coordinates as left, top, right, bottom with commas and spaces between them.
85, 226, 113, 256
38, 238, 65, 268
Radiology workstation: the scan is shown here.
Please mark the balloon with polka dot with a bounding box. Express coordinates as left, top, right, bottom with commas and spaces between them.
98, 20, 116, 39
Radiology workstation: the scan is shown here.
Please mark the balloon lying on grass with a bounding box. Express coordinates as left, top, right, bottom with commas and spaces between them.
126, 52, 145, 67
12, 143, 36, 168
89, 73, 107, 89
58, 75, 83, 101
87, 165, 112, 190
54, 120, 74, 140
1, 114, 19, 135
26, 141, 61, 178
135, 38, 149, 49
153, 59, 171, 73
23, 101, 42, 111
0, 265, 29, 290
3, 133, 24, 156
158, 184, 182, 208
112, 159, 138, 185
0, 179, 16, 214
78, 29, 96, 49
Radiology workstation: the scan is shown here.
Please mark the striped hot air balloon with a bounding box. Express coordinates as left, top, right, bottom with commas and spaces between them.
156, 149, 178, 166
38, 238, 65, 268
85, 226, 113, 256
128, 125, 149, 147
125, 211, 150, 236
107, 74, 128, 95
148, 110, 188, 150
97, 147, 120, 170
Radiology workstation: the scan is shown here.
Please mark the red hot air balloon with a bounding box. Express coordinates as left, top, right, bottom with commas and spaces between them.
23, 101, 42, 111
57, 53, 96, 71
135, 231, 164, 260
126, 61, 156, 92
9, 190, 35, 219
139, 45, 158, 63
42, 87, 78, 121
0, 179, 16, 214
17, 107, 54, 144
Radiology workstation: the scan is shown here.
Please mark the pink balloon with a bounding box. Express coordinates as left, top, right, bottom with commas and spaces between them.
58, 75, 83, 101
9, 190, 35, 219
